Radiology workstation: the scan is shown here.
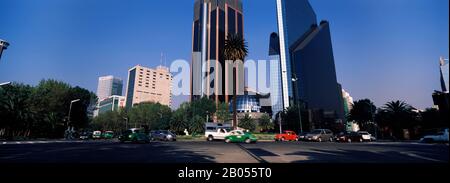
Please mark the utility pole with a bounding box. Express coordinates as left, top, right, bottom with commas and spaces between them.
292, 74, 303, 133
278, 112, 282, 134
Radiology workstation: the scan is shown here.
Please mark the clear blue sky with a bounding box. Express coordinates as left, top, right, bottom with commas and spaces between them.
0, 0, 448, 110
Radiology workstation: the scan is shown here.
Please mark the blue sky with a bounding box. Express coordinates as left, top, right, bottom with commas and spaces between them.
0, 0, 448, 110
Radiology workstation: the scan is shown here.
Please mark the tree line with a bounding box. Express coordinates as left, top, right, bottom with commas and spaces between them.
0, 80, 96, 140
277, 98, 448, 140
348, 99, 447, 140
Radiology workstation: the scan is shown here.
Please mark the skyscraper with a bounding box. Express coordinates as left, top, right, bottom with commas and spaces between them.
440, 57, 449, 93
276, 0, 345, 130
191, 0, 244, 105
96, 75, 123, 101
276, 0, 317, 109
0, 39, 10, 61
269, 33, 283, 119
125, 65, 172, 108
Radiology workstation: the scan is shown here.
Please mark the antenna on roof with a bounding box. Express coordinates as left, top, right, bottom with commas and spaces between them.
160, 52, 163, 66
164, 53, 167, 67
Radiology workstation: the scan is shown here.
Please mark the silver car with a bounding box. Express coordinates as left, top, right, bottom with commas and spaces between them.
305, 129, 334, 142
150, 130, 177, 141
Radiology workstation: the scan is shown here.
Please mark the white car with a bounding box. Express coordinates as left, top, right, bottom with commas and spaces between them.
205, 123, 232, 141
420, 129, 449, 143
358, 131, 373, 142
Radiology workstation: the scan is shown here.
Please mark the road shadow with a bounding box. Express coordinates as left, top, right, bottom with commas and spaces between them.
0, 141, 216, 163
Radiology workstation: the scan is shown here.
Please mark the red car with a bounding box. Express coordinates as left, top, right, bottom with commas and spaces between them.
275, 131, 299, 141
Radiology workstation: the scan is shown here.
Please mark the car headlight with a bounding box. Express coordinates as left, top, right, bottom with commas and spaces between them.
312, 136, 318, 139
168, 135, 173, 138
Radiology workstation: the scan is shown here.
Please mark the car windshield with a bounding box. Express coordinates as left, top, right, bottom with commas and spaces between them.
233, 131, 243, 135
311, 130, 322, 134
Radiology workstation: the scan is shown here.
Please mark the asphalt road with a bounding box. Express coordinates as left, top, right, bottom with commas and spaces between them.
0, 140, 448, 163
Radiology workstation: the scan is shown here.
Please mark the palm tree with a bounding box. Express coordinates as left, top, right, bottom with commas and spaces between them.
223, 34, 248, 129
380, 100, 417, 139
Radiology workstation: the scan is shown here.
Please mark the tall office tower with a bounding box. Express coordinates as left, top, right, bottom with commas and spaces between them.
0, 39, 10, 61
96, 75, 123, 101
191, 0, 244, 105
440, 57, 449, 93
125, 65, 172, 108
269, 33, 283, 119
276, 0, 345, 129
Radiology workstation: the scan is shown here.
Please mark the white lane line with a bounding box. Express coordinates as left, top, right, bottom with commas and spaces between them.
399, 152, 443, 162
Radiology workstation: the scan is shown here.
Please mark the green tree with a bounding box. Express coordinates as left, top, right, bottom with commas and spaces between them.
216, 102, 231, 123
0, 80, 96, 139
238, 114, 256, 132
418, 108, 445, 129
0, 83, 35, 139
191, 97, 216, 122
258, 113, 273, 132
170, 102, 191, 133
92, 110, 127, 132
128, 102, 172, 131
347, 99, 377, 130
223, 34, 248, 129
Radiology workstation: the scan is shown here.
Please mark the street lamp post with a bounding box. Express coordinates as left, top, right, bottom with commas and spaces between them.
370, 105, 378, 139
206, 110, 209, 123
68, 99, 81, 128
292, 75, 304, 133
278, 111, 283, 134
123, 117, 128, 130
0, 82, 11, 87
0, 39, 10, 61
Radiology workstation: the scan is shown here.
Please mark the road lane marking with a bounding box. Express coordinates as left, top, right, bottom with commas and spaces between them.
399, 152, 443, 162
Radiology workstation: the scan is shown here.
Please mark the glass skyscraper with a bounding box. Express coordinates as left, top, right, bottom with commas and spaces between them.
96, 75, 123, 101
276, 0, 317, 109
191, 0, 244, 105
276, 0, 345, 129
440, 57, 449, 93
269, 33, 283, 119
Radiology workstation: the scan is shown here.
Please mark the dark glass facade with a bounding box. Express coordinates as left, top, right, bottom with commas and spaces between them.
191, 0, 244, 105
125, 68, 136, 109
276, 0, 317, 108
277, 0, 345, 130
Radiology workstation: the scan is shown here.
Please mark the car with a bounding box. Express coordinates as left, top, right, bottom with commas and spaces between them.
102, 131, 114, 139
297, 132, 309, 141
119, 128, 150, 143
275, 130, 299, 141
336, 132, 364, 143
305, 129, 334, 142
357, 131, 373, 142
205, 123, 232, 141
224, 130, 257, 144
150, 130, 177, 141
92, 131, 102, 139
420, 128, 449, 143
79, 131, 92, 140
